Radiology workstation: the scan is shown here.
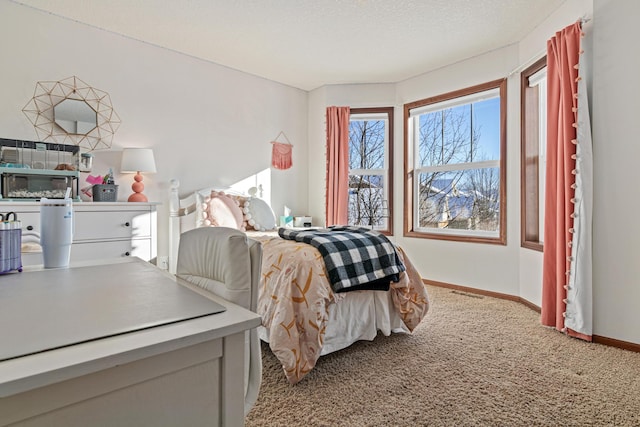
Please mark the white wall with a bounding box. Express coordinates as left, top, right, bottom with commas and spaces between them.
517, 0, 594, 307
0, 1, 309, 259
307, 86, 328, 225
2, 0, 637, 345
513, 0, 640, 344
396, 45, 522, 296
310, 46, 523, 295
514, 0, 593, 307
308, 0, 639, 344
591, 0, 640, 343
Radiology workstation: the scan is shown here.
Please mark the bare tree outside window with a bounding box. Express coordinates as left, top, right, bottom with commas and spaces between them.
417, 102, 500, 232
348, 109, 392, 232
405, 79, 506, 243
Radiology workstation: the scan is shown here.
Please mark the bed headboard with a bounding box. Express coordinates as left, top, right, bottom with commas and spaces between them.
169, 179, 200, 273
169, 178, 239, 273
168, 178, 277, 273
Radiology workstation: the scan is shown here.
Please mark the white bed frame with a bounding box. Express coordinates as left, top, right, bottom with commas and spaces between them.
169, 178, 202, 274
167, 179, 409, 356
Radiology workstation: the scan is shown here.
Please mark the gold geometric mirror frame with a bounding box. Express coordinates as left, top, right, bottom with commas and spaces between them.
22, 76, 121, 150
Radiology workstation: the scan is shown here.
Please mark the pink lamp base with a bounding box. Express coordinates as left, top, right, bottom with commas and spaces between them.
128, 172, 149, 202
128, 192, 148, 202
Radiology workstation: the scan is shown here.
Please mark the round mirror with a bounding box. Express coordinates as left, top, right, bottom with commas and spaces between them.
54, 99, 97, 135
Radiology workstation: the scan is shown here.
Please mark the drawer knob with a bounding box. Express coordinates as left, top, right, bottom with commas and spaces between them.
124, 222, 131, 227
26, 225, 34, 231
124, 251, 130, 256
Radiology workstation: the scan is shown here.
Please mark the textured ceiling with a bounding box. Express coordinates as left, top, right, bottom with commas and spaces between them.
14, 0, 566, 91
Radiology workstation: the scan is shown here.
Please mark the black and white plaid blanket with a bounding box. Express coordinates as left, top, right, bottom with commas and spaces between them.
278, 226, 405, 293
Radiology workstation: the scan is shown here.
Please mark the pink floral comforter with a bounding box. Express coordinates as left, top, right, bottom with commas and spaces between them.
253, 235, 429, 384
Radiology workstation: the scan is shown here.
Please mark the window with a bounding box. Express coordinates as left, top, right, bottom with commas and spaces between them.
404, 79, 506, 244
521, 57, 547, 251
348, 107, 393, 234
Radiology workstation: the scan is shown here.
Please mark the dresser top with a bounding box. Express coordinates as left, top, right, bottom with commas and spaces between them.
0, 260, 225, 362
0, 201, 160, 212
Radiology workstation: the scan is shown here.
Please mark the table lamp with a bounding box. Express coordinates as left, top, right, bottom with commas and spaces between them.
120, 148, 156, 202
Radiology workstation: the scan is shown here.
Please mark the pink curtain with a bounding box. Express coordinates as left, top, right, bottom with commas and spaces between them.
541, 21, 592, 341
325, 106, 350, 226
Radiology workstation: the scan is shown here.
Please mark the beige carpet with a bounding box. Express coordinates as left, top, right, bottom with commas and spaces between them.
245, 285, 640, 427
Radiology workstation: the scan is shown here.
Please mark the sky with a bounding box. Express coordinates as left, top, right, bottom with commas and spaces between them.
473, 97, 500, 160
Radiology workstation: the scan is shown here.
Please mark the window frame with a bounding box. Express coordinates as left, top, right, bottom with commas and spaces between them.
347, 107, 394, 235
521, 57, 547, 252
403, 78, 507, 244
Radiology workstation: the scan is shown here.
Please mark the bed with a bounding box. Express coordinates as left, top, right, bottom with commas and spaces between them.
168, 179, 430, 384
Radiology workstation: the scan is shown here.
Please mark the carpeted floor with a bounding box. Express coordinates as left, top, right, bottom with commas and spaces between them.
245, 285, 640, 426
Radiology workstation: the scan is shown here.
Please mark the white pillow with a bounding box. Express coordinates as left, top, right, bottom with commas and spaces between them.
243, 197, 276, 231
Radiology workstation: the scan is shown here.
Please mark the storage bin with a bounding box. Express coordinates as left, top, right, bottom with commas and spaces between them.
1, 167, 79, 200
92, 184, 118, 202
0, 213, 22, 273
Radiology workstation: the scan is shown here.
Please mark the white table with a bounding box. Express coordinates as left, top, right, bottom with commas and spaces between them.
0, 258, 261, 427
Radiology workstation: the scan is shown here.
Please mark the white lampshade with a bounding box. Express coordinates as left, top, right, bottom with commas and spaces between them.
120, 148, 157, 173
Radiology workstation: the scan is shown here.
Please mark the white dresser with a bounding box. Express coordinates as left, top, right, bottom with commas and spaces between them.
0, 201, 158, 265
0, 258, 260, 427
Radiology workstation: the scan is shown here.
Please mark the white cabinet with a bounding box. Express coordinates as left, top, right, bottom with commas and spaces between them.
0, 202, 157, 265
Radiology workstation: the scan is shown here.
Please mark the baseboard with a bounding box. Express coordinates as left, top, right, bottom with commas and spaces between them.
423, 279, 639, 353
592, 335, 640, 353
423, 278, 538, 310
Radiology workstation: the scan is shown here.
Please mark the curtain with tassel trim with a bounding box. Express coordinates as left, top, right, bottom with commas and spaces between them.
541, 21, 593, 341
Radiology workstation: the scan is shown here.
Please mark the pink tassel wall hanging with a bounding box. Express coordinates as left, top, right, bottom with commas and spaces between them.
270, 131, 293, 170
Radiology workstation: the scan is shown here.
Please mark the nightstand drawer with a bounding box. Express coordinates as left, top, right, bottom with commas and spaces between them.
71, 239, 152, 261
3, 201, 157, 265
14, 212, 40, 235
74, 210, 152, 241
